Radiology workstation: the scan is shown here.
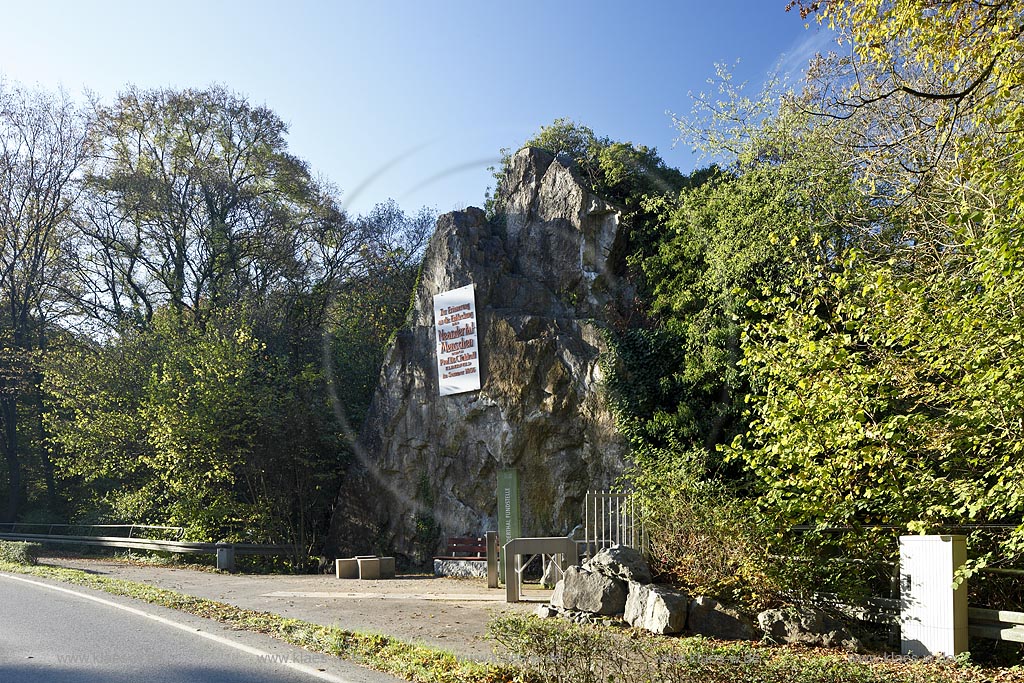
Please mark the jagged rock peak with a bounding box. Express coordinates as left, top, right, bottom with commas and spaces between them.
326, 146, 630, 564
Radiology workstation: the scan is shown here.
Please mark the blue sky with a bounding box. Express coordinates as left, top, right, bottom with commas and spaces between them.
0, 1, 835, 217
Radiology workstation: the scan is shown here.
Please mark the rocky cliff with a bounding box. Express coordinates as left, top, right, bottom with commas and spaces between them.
327, 147, 630, 563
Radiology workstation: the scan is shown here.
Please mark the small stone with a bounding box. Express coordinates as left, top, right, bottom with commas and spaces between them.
541, 559, 564, 588
534, 604, 558, 619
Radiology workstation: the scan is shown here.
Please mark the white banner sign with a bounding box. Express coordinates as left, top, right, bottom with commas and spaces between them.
434, 284, 481, 396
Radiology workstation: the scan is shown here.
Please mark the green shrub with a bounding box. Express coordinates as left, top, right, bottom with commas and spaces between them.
629, 455, 780, 608
0, 541, 42, 565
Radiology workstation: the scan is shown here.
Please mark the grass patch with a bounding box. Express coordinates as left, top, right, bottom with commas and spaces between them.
489, 613, 1024, 683
0, 560, 523, 683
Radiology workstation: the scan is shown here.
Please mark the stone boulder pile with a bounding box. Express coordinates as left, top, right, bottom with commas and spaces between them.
543, 545, 691, 634
537, 544, 863, 651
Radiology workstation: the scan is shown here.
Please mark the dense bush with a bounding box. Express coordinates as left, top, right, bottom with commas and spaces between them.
0, 541, 41, 565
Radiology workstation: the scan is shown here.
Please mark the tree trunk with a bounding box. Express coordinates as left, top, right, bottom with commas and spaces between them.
1, 397, 21, 523
36, 394, 57, 516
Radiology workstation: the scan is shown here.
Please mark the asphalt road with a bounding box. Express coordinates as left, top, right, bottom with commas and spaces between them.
0, 572, 402, 683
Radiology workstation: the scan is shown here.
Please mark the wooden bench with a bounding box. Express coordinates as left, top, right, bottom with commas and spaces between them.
435, 536, 487, 560
433, 536, 488, 578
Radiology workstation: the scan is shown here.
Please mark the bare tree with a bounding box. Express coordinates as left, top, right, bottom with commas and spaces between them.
73, 85, 366, 333
0, 82, 91, 520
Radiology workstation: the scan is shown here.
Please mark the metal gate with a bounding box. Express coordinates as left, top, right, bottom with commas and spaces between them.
582, 490, 646, 558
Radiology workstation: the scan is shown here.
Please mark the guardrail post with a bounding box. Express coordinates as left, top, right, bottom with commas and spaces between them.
504, 540, 520, 603
216, 543, 236, 572
486, 531, 499, 589
900, 535, 967, 657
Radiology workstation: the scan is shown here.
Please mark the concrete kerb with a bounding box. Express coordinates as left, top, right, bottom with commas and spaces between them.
358, 557, 380, 580
335, 558, 358, 579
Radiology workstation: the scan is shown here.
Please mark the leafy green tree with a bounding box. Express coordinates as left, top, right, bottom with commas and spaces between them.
46, 309, 344, 547
329, 201, 433, 428
74, 85, 354, 329
45, 322, 164, 524
44, 86, 406, 550
0, 80, 434, 554
732, 0, 1024, 575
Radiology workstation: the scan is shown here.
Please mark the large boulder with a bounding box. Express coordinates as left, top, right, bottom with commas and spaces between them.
325, 147, 631, 562
624, 582, 689, 634
587, 544, 652, 584
554, 566, 627, 615
757, 606, 864, 651
687, 596, 760, 641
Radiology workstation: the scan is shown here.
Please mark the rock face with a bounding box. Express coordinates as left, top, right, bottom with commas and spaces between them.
624, 582, 689, 635
326, 148, 630, 562
553, 566, 627, 615
687, 597, 760, 641
757, 606, 864, 651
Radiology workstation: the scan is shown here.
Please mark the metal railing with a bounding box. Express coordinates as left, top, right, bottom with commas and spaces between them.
969, 607, 1024, 643
582, 490, 646, 558
0, 523, 185, 540
0, 530, 298, 571
820, 594, 1024, 644
808, 591, 1024, 645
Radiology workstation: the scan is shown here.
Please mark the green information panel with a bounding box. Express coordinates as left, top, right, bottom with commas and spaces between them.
497, 468, 521, 582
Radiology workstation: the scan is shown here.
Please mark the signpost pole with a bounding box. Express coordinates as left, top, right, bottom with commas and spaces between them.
496, 468, 521, 583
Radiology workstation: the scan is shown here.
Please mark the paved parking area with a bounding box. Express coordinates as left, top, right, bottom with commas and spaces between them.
45, 556, 551, 661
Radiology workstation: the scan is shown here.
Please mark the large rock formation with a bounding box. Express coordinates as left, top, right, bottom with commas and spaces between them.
327, 148, 631, 562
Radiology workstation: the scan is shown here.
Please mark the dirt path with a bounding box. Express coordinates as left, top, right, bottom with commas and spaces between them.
43, 556, 550, 661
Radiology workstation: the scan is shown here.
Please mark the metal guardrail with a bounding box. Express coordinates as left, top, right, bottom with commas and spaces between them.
969, 607, 1024, 643
813, 593, 1024, 644
0, 523, 184, 540
0, 532, 298, 571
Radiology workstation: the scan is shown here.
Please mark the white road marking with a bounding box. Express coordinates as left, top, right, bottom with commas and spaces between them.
0, 572, 356, 683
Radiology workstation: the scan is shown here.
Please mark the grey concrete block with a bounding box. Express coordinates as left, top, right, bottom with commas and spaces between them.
379, 556, 396, 579
358, 557, 381, 580
335, 558, 358, 579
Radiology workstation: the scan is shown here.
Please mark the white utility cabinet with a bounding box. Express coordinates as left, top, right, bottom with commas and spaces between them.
899, 534, 968, 657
